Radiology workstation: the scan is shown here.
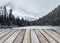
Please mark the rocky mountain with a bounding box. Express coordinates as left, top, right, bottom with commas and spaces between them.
31, 5, 60, 26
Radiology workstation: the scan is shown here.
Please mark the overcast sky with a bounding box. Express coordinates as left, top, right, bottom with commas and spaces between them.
0, 0, 60, 19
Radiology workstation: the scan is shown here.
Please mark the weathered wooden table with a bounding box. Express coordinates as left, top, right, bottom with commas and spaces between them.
0, 29, 60, 43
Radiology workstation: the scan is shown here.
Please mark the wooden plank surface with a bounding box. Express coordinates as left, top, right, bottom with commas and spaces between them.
0, 29, 60, 43
4, 30, 21, 43
23, 29, 31, 43
31, 30, 39, 43
34, 30, 48, 43
13, 29, 26, 43
39, 29, 57, 43
0, 30, 16, 43
44, 30, 60, 43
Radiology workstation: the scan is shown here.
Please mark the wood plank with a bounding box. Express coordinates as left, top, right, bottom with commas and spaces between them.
0, 29, 11, 34
0, 29, 5, 32
0, 30, 7, 34
13, 29, 26, 43
0, 29, 60, 43
31, 30, 39, 43
39, 30, 57, 43
23, 29, 31, 43
49, 30, 60, 38
4, 30, 21, 43
44, 30, 60, 43
0, 29, 11, 39
34, 30, 48, 43
0, 29, 16, 43
52, 29, 60, 34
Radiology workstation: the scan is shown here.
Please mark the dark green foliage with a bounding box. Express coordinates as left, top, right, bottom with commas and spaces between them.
53, 18, 60, 25
0, 6, 30, 27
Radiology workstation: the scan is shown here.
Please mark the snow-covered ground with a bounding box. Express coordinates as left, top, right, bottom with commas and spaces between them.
13, 26, 60, 29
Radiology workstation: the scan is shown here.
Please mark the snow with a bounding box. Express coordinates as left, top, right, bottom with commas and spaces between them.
6, 6, 38, 21
13, 26, 60, 29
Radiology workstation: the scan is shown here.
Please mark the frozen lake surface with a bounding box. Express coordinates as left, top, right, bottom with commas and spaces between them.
13, 26, 60, 29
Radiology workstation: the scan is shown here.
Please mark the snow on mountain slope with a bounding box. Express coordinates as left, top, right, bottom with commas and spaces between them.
7, 6, 38, 21
13, 11, 38, 21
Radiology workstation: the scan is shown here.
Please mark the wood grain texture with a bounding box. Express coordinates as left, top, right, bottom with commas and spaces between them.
0, 29, 59, 43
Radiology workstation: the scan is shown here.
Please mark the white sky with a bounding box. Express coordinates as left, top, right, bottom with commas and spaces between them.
0, 0, 60, 19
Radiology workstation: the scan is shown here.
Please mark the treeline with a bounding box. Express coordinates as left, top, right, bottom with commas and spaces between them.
0, 6, 30, 27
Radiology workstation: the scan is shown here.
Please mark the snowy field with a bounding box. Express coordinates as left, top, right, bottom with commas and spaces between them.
13, 26, 60, 29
